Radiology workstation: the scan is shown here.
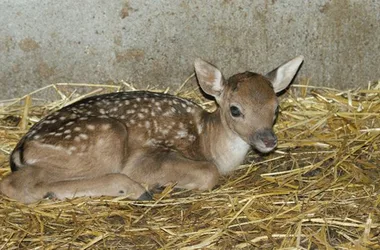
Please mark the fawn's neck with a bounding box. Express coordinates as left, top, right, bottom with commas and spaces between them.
199, 109, 251, 174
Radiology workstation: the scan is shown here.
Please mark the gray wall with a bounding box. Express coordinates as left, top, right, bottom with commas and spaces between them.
1, 0, 379, 99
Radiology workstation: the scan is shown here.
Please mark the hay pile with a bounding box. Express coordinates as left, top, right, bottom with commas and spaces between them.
0, 79, 379, 249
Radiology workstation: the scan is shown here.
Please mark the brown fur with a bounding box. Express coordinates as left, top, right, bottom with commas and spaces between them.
0, 56, 303, 203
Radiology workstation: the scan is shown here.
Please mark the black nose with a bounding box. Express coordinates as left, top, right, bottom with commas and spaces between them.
257, 129, 277, 148
262, 136, 277, 148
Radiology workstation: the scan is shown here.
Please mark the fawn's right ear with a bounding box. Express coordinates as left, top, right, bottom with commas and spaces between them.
194, 58, 224, 98
265, 55, 304, 94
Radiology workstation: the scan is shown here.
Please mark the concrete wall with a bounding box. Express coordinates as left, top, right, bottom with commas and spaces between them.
1, 0, 379, 99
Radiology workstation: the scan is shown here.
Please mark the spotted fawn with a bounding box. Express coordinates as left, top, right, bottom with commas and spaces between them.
0, 56, 304, 203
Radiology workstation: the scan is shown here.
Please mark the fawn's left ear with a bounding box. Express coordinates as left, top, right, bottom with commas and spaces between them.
266, 55, 304, 93
194, 58, 225, 98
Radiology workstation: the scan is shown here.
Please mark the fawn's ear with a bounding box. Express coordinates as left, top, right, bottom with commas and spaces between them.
266, 55, 304, 93
194, 58, 225, 98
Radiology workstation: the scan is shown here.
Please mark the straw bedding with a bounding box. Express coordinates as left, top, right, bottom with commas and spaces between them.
0, 79, 379, 249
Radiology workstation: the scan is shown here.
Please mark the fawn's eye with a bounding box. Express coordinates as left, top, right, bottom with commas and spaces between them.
230, 105, 241, 117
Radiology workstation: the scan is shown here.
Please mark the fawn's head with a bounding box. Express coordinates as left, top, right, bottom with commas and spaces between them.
194, 56, 304, 153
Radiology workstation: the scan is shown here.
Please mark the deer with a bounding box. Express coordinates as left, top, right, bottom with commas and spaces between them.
0, 56, 304, 203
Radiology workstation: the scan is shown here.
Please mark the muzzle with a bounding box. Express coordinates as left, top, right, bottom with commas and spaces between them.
249, 128, 278, 153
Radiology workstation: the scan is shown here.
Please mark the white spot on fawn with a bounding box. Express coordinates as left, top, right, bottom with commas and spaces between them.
33, 135, 41, 140
188, 134, 196, 142
176, 130, 188, 138
101, 124, 111, 130
161, 129, 169, 135
79, 134, 88, 140
165, 140, 174, 146
153, 120, 158, 132
74, 127, 81, 132
145, 121, 151, 129
197, 123, 203, 133
87, 124, 95, 130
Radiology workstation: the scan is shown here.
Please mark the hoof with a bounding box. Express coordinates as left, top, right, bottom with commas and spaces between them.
43, 191, 58, 200
138, 191, 153, 201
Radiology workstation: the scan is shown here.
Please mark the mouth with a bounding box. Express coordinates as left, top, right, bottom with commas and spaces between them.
252, 141, 277, 153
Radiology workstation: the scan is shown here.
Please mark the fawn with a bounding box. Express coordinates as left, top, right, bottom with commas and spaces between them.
0, 56, 303, 203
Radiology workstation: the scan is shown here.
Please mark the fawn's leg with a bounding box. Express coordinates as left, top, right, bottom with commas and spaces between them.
0, 167, 150, 203
123, 149, 220, 191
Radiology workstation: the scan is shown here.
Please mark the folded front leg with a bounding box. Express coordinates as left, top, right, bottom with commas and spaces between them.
123, 149, 220, 191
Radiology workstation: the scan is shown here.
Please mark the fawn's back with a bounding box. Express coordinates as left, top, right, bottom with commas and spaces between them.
20, 91, 205, 162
